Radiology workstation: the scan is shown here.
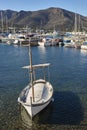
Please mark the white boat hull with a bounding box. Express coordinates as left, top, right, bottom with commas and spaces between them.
38, 41, 52, 46
18, 79, 53, 118
21, 98, 52, 118
38, 41, 45, 46
81, 45, 87, 50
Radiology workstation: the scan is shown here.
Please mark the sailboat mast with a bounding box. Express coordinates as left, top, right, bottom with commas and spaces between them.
78, 15, 80, 32
1, 11, 4, 34
29, 38, 35, 102
74, 13, 77, 34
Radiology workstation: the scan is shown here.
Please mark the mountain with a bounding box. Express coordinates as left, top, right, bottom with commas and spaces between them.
0, 7, 87, 31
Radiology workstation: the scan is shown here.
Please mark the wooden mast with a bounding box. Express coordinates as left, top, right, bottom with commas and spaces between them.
29, 37, 35, 102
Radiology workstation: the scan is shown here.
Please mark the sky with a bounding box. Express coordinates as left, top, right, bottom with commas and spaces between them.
0, 0, 87, 16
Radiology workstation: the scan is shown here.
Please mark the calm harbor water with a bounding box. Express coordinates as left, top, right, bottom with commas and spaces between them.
0, 43, 87, 129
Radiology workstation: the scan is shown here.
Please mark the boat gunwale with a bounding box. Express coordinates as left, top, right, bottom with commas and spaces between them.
18, 80, 53, 106
18, 96, 53, 107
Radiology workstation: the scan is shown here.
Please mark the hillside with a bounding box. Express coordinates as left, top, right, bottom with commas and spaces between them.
0, 7, 87, 31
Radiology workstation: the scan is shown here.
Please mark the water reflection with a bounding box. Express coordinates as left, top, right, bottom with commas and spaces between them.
20, 107, 32, 129
38, 46, 46, 54
20, 102, 53, 129
80, 49, 87, 56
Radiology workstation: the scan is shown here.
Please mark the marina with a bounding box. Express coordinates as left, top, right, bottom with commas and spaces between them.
1, 30, 87, 49
0, 43, 87, 129
1, 0, 87, 129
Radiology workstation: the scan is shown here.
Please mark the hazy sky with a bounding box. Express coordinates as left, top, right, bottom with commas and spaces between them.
0, 0, 87, 16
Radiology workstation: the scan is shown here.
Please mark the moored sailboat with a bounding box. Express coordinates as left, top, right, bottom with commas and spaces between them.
18, 42, 53, 118
81, 41, 87, 50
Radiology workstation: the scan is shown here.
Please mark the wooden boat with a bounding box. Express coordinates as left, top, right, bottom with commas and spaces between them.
18, 43, 53, 118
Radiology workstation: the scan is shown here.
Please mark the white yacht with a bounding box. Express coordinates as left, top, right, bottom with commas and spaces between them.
81, 42, 87, 50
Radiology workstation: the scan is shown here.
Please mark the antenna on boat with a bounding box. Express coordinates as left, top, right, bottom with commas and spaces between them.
29, 36, 35, 102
